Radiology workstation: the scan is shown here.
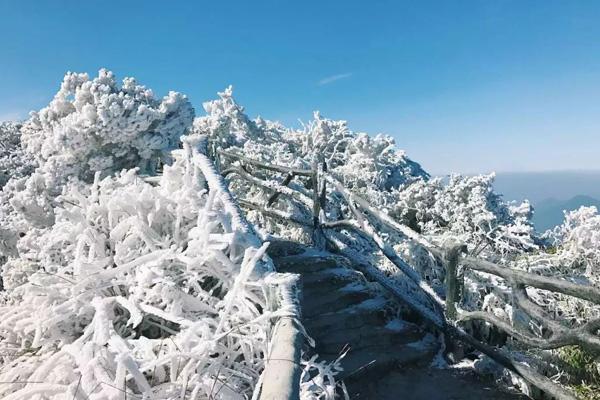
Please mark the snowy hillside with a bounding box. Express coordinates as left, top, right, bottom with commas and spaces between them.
0, 69, 599, 399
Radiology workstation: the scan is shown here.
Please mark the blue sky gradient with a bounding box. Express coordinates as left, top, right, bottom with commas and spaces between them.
1, 1, 600, 174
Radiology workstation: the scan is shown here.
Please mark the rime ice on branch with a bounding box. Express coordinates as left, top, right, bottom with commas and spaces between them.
0, 134, 283, 400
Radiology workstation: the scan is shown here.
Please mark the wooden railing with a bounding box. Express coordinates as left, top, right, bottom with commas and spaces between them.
216, 147, 600, 400
183, 137, 304, 400
258, 274, 303, 400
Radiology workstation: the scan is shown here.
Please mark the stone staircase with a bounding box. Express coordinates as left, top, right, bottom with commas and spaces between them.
268, 240, 529, 399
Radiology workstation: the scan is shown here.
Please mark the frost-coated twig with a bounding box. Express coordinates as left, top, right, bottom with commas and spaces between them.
191, 157, 259, 241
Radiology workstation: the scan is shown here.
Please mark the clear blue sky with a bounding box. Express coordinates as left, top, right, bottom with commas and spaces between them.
1, 0, 600, 174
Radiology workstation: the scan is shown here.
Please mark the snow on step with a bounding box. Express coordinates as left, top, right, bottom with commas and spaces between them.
270, 244, 440, 397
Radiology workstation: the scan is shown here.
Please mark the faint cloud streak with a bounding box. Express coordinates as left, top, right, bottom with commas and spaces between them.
318, 72, 353, 86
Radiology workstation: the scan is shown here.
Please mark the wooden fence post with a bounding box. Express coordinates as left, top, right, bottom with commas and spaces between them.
311, 159, 326, 249
445, 243, 467, 321
319, 161, 328, 220
258, 274, 303, 400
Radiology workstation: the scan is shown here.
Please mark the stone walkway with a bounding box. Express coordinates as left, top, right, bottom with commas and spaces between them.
268, 241, 528, 399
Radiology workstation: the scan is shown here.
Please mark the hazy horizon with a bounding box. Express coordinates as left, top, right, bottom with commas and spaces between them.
431, 169, 600, 204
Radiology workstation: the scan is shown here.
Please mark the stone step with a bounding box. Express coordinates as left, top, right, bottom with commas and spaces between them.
314, 321, 425, 355
299, 272, 366, 301
274, 253, 346, 274
343, 366, 531, 400
270, 244, 525, 399
302, 284, 373, 318
330, 334, 439, 383
301, 266, 363, 286
266, 240, 307, 258
304, 297, 389, 336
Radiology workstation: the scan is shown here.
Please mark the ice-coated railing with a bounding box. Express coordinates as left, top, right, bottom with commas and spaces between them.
186, 135, 304, 400
217, 147, 600, 400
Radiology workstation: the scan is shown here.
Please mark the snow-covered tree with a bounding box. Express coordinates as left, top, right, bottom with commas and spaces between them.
0, 69, 195, 258
21, 69, 194, 185
394, 173, 537, 259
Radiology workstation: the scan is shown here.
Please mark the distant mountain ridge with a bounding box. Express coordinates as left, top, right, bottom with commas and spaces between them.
532, 194, 600, 232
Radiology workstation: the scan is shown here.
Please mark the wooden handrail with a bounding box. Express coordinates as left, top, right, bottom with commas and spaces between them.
238, 199, 312, 227
444, 244, 467, 321
258, 274, 303, 400
215, 148, 589, 399
225, 166, 313, 208
311, 159, 327, 249
186, 139, 304, 400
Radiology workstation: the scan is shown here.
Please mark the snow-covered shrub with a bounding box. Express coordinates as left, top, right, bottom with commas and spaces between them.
545, 206, 600, 283
0, 138, 286, 400
299, 353, 345, 400
505, 206, 600, 327
0, 69, 195, 258
0, 122, 37, 263
20, 69, 194, 186
195, 87, 427, 191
